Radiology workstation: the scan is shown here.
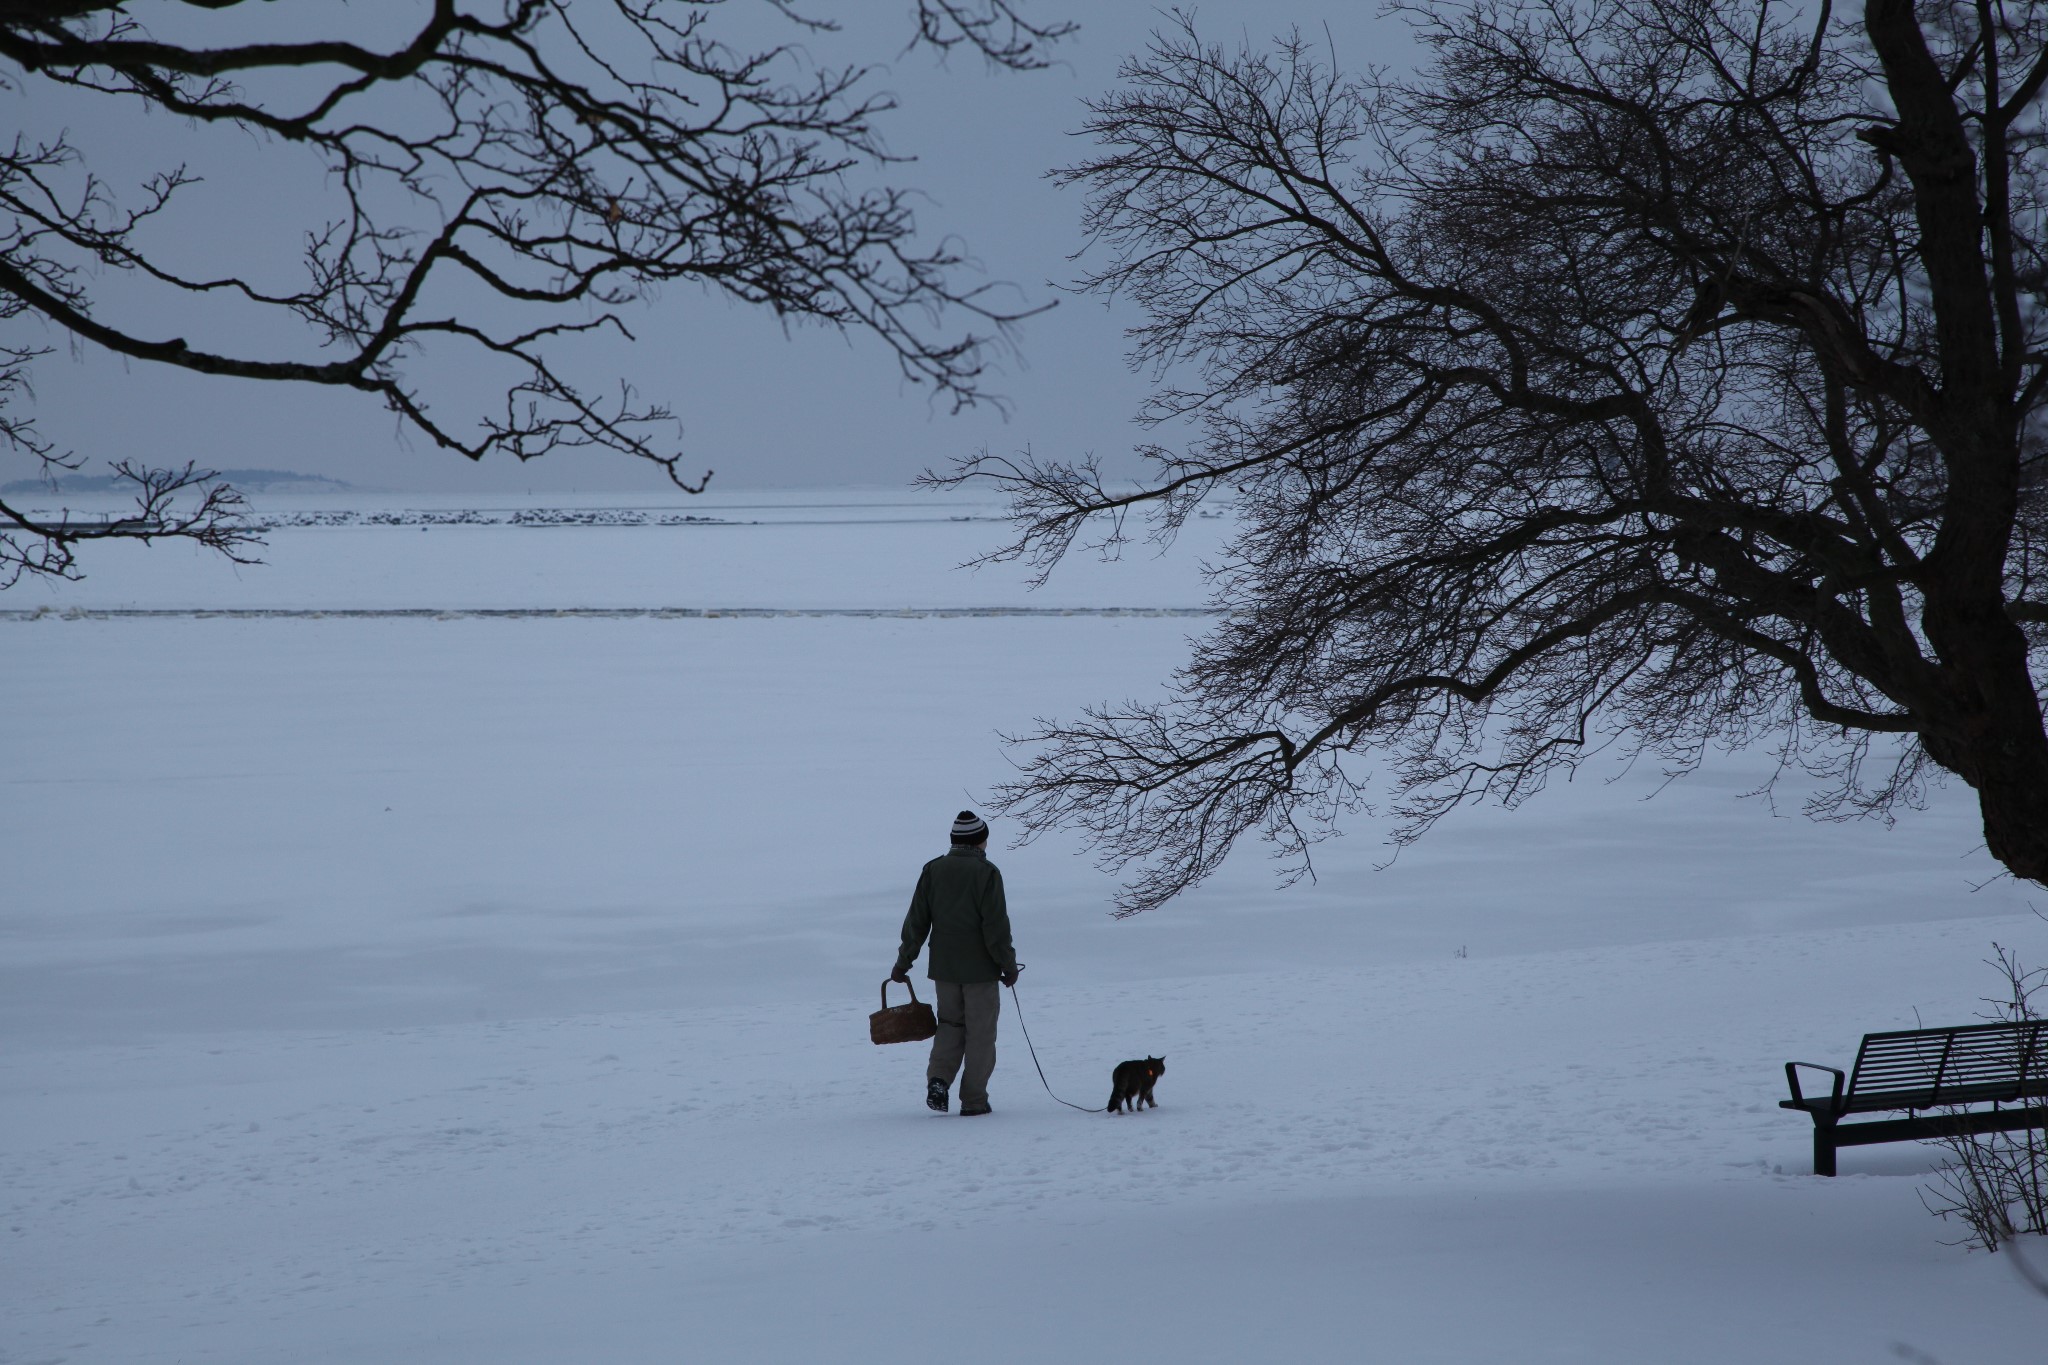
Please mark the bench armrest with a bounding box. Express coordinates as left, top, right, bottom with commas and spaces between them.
1785, 1062, 1846, 1113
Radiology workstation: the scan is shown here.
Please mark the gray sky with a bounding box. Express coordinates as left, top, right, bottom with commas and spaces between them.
8, 3, 1415, 494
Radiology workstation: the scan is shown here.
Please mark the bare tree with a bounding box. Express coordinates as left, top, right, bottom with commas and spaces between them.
929, 1, 2048, 912
0, 0, 1073, 583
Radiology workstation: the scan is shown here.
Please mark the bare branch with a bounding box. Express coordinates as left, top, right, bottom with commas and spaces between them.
943, 2, 2048, 910
910, 0, 1078, 70
0, 0, 1068, 576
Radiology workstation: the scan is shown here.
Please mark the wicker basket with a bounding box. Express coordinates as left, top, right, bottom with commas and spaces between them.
870, 979, 938, 1045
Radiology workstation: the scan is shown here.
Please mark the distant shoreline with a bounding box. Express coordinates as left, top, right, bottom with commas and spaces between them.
0, 468, 351, 496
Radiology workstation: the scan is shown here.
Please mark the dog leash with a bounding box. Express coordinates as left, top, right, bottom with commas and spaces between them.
1006, 970, 1104, 1113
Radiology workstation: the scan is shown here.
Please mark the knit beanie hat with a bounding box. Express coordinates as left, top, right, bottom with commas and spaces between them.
950, 810, 990, 845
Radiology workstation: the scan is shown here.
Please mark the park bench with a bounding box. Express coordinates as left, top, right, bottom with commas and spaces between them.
1781, 1019, 2048, 1175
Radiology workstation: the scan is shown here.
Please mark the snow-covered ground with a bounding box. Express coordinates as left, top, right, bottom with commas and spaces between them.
5, 492, 2045, 1362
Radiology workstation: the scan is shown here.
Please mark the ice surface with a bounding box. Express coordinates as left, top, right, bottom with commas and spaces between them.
4, 494, 2044, 1362
1, 488, 1232, 613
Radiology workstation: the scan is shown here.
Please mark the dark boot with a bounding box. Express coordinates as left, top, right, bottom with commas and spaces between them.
926, 1076, 950, 1113
959, 1099, 991, 1117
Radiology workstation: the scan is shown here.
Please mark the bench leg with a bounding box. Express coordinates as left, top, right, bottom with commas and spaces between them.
1813, 1116, 1838, 1177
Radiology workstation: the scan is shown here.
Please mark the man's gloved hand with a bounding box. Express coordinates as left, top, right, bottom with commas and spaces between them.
889, 965, 910, 984
998, 966, 1020, 988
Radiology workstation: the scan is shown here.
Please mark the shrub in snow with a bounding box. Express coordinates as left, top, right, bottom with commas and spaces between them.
1923, 943, 2048, 1253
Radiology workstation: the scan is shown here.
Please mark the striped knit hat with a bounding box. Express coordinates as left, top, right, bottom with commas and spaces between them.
950, 810, 990, 845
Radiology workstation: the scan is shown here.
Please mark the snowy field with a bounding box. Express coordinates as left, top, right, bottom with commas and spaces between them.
5, 490, 2047, 1363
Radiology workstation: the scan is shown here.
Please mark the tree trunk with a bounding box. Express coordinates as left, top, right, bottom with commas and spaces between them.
1864, 0, 2048, 886
1921, 635, 2048, 884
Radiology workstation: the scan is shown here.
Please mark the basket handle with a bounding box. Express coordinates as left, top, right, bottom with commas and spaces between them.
881, 977, 922, 1009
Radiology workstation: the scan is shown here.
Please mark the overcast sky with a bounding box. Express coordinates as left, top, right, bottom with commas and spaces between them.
8, 3, 1417, 494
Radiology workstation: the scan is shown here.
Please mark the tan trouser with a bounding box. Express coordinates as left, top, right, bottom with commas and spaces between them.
927, 980, 1000, 1105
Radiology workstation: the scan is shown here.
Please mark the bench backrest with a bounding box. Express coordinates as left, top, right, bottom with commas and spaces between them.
1849, 1019, 2047, 1107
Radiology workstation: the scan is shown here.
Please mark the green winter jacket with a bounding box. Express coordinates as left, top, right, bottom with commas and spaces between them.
896, 846, 1017, 983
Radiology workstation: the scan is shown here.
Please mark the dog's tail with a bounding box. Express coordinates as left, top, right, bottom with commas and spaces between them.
1106, 1087, 1121, 1114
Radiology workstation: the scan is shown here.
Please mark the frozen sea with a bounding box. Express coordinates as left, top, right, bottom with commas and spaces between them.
4, 488, 2044, 1362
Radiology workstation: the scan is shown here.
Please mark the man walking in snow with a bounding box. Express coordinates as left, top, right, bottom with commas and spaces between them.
891, 810, 1018, 1117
